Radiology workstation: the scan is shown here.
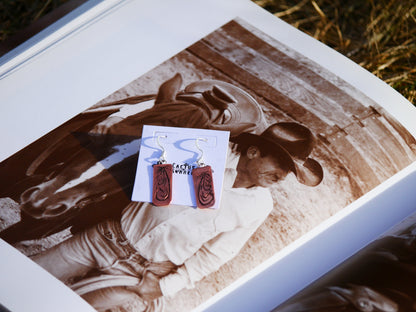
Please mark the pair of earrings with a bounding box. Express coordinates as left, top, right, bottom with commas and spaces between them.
152, 136, 215, 209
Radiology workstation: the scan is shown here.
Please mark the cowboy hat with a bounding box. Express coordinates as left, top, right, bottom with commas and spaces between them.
235, 122, 323, 186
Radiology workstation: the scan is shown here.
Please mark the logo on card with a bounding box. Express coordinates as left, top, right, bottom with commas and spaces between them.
172, 163, 196, 175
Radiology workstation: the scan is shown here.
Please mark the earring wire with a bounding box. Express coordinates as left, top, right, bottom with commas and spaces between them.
156, 135, 167, 164
196, 137, 208, 167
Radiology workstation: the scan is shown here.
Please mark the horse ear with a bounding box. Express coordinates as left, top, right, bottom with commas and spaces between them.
155, 73, 183, 104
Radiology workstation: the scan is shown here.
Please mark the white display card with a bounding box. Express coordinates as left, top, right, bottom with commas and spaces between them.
131, 125, 230, 209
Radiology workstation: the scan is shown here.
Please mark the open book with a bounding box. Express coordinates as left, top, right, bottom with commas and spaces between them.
0, 1, 415, 311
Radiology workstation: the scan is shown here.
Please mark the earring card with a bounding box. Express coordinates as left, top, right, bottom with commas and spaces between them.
131, 125, 230, 208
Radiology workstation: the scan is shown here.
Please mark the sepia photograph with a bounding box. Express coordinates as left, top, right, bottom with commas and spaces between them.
0, 17, 415, 312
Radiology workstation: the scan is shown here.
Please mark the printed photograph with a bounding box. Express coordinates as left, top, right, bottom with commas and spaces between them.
0, 18, 415, 312
272, 213, 416, 312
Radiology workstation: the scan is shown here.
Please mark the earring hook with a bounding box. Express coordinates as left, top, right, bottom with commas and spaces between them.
196, 138, 207, 167
156, 135, 167, 164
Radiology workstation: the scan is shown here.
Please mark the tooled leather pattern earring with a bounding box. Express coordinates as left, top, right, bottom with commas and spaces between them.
192, 138, 215, 209
152, 135, 173, 206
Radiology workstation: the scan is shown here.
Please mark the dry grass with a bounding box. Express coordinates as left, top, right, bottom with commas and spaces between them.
0, 0, 70, 41
254, 0, 416, 105
0, 0, 415, 105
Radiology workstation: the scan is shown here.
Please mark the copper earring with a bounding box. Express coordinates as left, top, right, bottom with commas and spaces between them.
152, 135, 173, 206
192, 138, 215, 208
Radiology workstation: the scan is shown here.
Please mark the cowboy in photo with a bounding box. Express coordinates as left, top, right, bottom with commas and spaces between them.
0, 73, 266, 244
31, 122, 323, 312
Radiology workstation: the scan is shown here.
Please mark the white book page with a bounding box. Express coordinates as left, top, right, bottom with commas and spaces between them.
0, 0, 415, 311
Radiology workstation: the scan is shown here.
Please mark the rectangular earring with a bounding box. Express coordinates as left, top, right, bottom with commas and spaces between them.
152, 135, 173, 206
192, 138, 215, 208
